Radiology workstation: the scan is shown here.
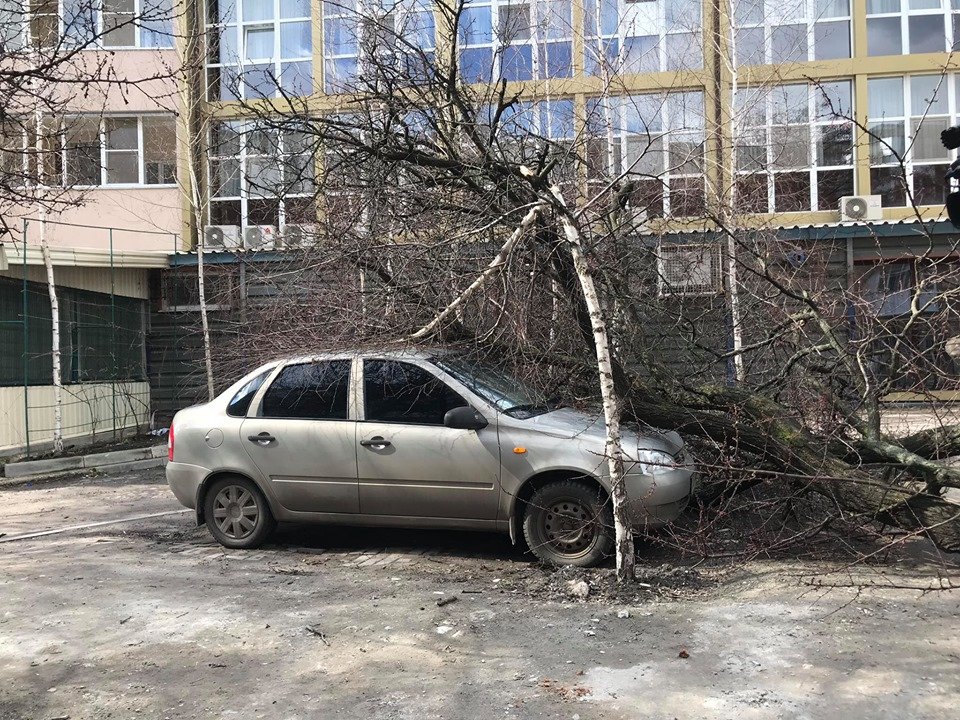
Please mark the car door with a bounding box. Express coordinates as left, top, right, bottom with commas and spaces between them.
240, 359, 359, 513
357, 359, 501, 520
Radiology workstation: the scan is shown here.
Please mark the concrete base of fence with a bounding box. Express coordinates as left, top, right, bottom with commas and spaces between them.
1, 445, 167, 486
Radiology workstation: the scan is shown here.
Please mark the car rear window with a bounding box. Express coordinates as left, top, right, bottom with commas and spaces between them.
226, 369, 272, 417
261, 361, 351, 420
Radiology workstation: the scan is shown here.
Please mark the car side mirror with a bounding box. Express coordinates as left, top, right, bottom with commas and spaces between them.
444, 406, 488, 431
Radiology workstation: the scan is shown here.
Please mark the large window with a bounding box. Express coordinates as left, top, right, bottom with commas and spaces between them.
867, 75, 952, 207
867, 0, 955, 56
323, 0, 436, 92
586, 91, 706, 217
261, 361, 351, 419
734, 81, 854, 213
364, 360, 467, 425
24, 0, 173, 48
207, 0, 313, 100
584, 0, 702, 77
458, 0, 572, 83
209, 120, 315, 228
732, 0, 851, 65
47, 115, 177, 187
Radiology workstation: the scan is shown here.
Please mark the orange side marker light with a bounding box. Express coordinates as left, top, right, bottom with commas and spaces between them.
513, 447, 527, 454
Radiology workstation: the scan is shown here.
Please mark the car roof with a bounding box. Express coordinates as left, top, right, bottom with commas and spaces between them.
272, 347, 452, 366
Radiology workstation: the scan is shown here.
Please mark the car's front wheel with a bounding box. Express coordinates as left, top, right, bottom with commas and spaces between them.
204, 476, 275, 549
522, 479, 614, 567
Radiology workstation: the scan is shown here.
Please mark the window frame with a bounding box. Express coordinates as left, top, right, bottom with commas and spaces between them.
584, 0, 704, 77
866, 73, 954, 208
587, 90, 707, 218
322, 0, 437, 93
25, 0, 174, 50
207, 118, 315, 229
865, 0, 954, 56
734, 80, 856, 213
731, 0, 853, 67
54, 113, 178, 189
206, 0, 314, 100
459, 0, 573, 83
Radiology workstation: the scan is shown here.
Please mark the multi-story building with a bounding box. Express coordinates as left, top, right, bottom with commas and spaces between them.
0, 1, 180, 452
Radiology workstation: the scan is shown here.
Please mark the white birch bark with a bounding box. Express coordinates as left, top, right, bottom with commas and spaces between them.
546, 185, 635, 581
34, 100, 63, 451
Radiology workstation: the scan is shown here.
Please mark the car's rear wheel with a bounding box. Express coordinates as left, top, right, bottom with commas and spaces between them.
522, 479, 614, 567
204, 476, 275, 549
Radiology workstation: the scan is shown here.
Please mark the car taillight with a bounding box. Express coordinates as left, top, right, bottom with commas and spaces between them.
168, 424, 175, 462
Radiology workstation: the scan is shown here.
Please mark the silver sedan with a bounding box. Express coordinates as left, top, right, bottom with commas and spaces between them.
166, 351, 695, 566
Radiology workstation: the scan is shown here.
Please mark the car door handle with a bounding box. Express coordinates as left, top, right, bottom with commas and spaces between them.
360, 436, 391, 448
248, 432, 276, 445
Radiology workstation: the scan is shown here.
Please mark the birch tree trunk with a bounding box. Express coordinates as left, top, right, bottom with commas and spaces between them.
39, 218, 63, 453
195, 230, 215, 402
547, 185, 635, 581
34, 101, 63, 452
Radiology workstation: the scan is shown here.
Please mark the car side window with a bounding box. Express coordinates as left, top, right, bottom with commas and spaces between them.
364, 360, 467, 425
261, 361, 351, 420
226, 369, 272, 417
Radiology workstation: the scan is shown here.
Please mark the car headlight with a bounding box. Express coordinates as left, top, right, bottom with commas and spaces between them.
635, 450, 677, 475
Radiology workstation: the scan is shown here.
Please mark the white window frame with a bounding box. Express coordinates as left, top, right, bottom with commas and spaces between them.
322, 0, 437, 93
865, 0, 955, 56
206, 0, 313, 100
734, 80, 856, 212
584, 0, 704, 76
459, 0, 573, 82
867, 73, 955, 207
57, 114, 177, 188
25, 0, 174, 50
207, 119, 314, 229
731, 0, 852, 66
591, 91, 706, 217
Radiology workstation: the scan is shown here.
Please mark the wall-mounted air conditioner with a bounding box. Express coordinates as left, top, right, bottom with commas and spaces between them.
281, 224, 318, 248
244, 225, 277, 250
203, 225, 241, 250
839, 195, 882, 222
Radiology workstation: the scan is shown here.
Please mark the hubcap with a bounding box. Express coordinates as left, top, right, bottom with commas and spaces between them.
212, 485, 259, 540
542, 499, 596, 556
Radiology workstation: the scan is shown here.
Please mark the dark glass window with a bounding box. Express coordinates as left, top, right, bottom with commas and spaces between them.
227, 369, 272, 417
261, 361, 351, 419
364, 360, 467, 425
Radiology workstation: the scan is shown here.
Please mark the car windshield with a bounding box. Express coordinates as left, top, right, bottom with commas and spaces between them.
432, 356, 554, 419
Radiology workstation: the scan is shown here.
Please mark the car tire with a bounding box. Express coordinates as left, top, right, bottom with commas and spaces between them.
204, 476, 275, 549
522, 479, 614, 567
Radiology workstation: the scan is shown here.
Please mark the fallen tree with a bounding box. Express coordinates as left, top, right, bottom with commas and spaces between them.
200, 0, 960, 566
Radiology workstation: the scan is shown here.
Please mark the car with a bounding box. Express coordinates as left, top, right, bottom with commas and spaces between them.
166, 350, 696, 567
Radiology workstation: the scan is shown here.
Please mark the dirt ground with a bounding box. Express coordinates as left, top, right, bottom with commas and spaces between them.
2, 469, 960, 720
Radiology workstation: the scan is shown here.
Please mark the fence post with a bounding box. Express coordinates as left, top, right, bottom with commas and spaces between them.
22, 219, 29, 457
110, 228, 116, 441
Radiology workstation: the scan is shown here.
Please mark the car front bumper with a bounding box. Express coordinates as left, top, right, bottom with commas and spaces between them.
622, 462, 696, 528
166, 461, 208, 510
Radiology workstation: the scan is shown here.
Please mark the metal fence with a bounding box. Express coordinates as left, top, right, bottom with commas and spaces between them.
0, 218, 176, 456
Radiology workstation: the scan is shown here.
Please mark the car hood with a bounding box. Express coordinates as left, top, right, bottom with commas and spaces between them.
516, 407, 684, 457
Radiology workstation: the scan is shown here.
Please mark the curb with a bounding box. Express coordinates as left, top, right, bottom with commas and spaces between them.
1, 445, 168, 487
